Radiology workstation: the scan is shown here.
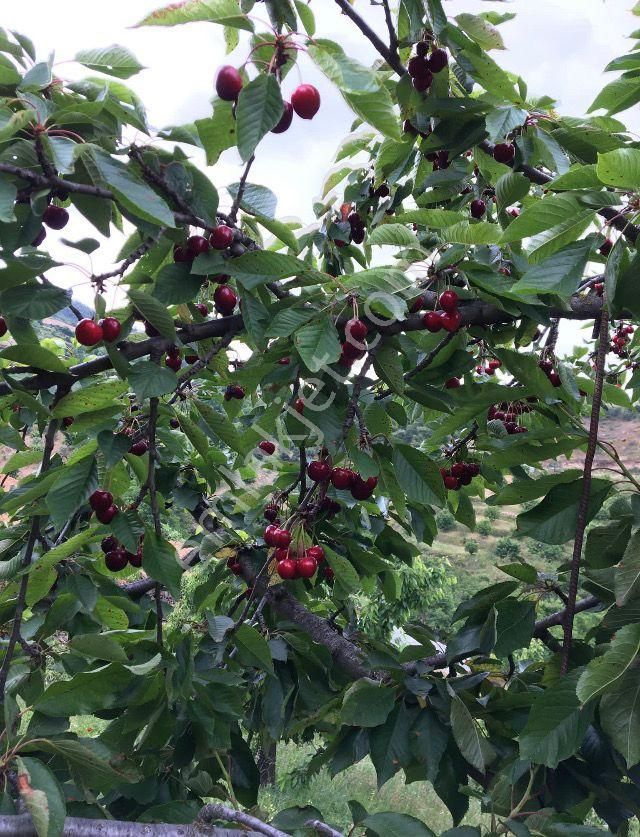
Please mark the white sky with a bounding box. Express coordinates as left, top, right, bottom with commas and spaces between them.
4, 0, 638, 349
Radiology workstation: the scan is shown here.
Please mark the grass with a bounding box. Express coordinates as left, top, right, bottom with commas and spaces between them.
259, 741, 487, 833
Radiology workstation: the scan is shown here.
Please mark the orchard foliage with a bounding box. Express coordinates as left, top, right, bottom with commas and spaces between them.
1, 0, 640, 834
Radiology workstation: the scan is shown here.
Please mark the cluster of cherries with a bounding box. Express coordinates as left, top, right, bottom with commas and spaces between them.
89, 489, 120, 525
488, 401, 533, 434
216, 65, 321, 129
423, 290, 462, 334
347, 211, 366, 246
100, 534, 142, 573
476, 358, 502, 376
610, 322, 634, 357
339, 317, 368, 368
440, 461, 480, 491
75, 316, 121, 347
537, 359, 562, 387
407, 41, 448, 92
328, 465, 378, 501
224, 384, 246, 401
174, 229, 237, 263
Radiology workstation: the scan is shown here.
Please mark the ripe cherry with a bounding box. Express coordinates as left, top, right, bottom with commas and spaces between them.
227, 557, 243, 576
105, 548, 128, 572
100, 317, 121, 343
214, 285, 237, 315
277, 558, 298, 580
599, 239, 613, 257
278, 357, 291, 366
443, 475, 459, 491
428, 48, 448, 73
297, 555, 318, 578
470, 199, 486, 219
96, 504, 119, 525
306, 545, 325, 563
272, 101, 294, 134
324, 566, 335, 582
409, 295, 425, 314
451, 463, 467, 479
408, 55, 431, 79
75, 319, 103, 346
493, 143, 515, 164
424, 311, 444, 333
62, 416, 74, 428
170, 418, 180, 429
345, 317, 368, 343
294, 398, 304, 414
90, 490, 113, 513
331, 467, 354, 490
350, 475, 377, 500
187, 235, 210, 257
308, 460, 331, 482
101, 535, 118, 554
216, 65, 243, 101
0, 317, 6, 337
291, 84, 321, 119
412, 73, 432, 92
549, 371, 562, 387
445, 377, 461, 389
210, 225, 234, 250
264, 506, 279, 523
441, 310, 462, 332
264, 525, 280, 546
174, 245, 192, 263
129, 440, 149, 456
195, 303, 208, 317
224, 384, 245, 400
439, 290, 459, 313
259, 440, 276, 455
43, 204, 69, 230
128, 549, 143, 568
165, 354, 182, 371
275, 528, 292, 548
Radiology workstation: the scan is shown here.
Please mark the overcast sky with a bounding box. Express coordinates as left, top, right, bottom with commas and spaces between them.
3, 0, 637, 348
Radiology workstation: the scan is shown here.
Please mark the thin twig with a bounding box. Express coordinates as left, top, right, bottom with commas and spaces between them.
560, 307, 609, 674
381, 0, 399, 58
228, 155, 255, 225
333, 0, 406, 76
375, 330, 456, 399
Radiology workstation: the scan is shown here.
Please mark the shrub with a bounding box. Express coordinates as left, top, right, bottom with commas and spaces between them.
436, 509, 456, 531
495, 537, 521, 560
464, 539, 478, 555
477, 519, 492, 537
485, 507, 500, 522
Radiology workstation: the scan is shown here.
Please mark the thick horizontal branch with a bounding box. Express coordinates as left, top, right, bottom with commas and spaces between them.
0, 812, 258, 836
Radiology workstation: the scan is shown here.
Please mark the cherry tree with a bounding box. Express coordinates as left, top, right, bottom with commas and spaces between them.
0, 0, 639, 834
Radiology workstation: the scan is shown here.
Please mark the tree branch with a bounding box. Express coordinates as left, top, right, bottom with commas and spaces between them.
198, 803, 290, 837
0, 413, 59, 701
560, 308, 609, 674
228, 155, 255, 225
333, 0, 406, 76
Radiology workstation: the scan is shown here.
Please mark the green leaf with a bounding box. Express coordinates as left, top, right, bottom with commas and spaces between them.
577, 623, 640, 703
601, 668, 640, 768
495, 171, 530, 210
294, 0, 315, 35
374, 342, 405, 395
136, 0, 252, 30
341, 680, 395, 727
615, 529, 640, 606
35, 664, 133, 716
221, 251, 309, 289
194, 101, 237, 166
456, 46, 519, 102
70, 633, 129, 663
501, 194, 583, 242
195, 398, 242, 452
586, 518, 632, 569
362, 812, 435, 837
441, 221, 501, 245
368, 224, 420, 247
294, 317, 341, 372
110, 510, 144, 552
589, 77, 640, 115
27, 739, 139, 785
519, 670, 594, 768
128, 288, 176, 340
516, 478, 612, 544
344, 87, 401, 140
512, 240, 592, 298
308, 41, 380, 93
234, 623, 274, 674
128, 361, 178, 400
53, 380, 127, 419
450, 693, 489, 773
324, 547, 361, 597
0, 172, 17, 222
392, 444, 446, 508
46, 456, 98, 530
494, 599, 535, 657
392, 208, 465, 228
84, 147, 176, 227
142, 531, 183, 597
596, 148, 640, 189
0, 344, 67, 373
0, 283, 71, 320
255, 215, 298, 251
369, 704, 416, 788
227, 182, 277, 218
75, 45, 145, 79
16, 757, 66, 837
455, 13, 505, 50
236, 74, 283, 162
488, 469, 583, 506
